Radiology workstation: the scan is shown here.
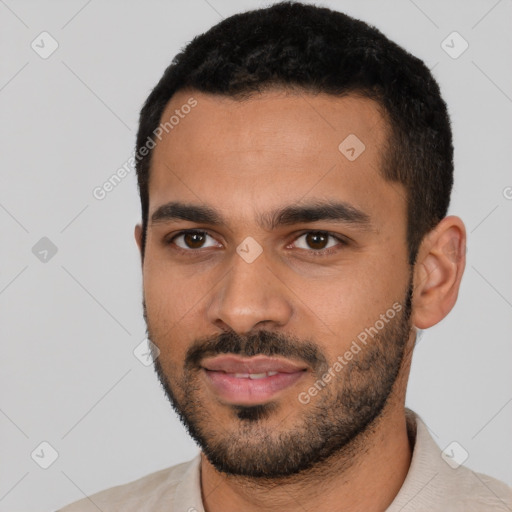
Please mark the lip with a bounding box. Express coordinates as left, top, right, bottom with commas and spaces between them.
201, 355, 308, 405
201, 354, 307, 374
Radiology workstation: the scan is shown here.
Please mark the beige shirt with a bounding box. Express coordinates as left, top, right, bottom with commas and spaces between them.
58, 410, 512, 511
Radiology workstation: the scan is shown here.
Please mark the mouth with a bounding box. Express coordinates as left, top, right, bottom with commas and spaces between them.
200, 354, 308, 405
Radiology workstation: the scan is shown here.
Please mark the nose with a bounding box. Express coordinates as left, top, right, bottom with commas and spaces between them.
206, 246, 294, 334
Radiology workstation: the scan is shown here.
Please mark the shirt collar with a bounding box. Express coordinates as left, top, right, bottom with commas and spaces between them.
173, 451, 204, 512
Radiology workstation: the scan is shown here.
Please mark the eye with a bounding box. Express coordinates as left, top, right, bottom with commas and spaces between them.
290, 231, 347, 255
169, 230, 221, 250
166, 229, 348, 256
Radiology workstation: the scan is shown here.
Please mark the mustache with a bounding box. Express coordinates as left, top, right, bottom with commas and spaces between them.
184, 330, 328, 372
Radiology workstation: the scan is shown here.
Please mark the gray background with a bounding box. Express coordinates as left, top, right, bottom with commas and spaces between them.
0, 0, 511, 510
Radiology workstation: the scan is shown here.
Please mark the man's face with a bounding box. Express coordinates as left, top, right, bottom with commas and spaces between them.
139, 89, 415, 478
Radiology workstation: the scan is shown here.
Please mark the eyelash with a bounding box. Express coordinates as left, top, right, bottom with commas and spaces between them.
165, 229, 348, 257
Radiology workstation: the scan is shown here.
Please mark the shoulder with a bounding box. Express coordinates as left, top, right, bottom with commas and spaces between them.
57, 457, 198, 512
436, 463, 512, 510
388, 410, 512, 511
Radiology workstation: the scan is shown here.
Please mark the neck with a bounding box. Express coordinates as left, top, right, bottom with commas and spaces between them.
200, 400, 413, 512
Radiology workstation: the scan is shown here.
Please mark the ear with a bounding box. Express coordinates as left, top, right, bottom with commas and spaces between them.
412, 216, 466, 329
134, 224, 144, 261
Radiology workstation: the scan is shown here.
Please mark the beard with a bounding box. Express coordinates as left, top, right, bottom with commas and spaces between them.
147, 280, 413, 480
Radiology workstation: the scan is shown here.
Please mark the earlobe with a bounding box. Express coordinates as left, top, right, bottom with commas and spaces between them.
412, 216, 466, 329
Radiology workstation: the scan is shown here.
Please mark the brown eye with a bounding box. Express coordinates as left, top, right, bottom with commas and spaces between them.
171, 231, 220, 250
183, 232, 206, 249
291, 231, 345, 255
305, 232, 329, 250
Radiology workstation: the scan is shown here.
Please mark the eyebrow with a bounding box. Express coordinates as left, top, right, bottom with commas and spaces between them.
150, 200, 372, 230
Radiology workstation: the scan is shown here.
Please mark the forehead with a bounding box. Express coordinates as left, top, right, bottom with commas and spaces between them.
148, 89, 402, 229
154, 88, 389, 162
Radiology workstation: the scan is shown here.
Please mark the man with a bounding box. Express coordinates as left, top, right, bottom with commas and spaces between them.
59, 1, 511, 510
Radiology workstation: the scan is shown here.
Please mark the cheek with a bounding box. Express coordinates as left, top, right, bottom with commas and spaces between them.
143, 255, 204, 319
142, 261, 214, 360
286, 260, 406, 358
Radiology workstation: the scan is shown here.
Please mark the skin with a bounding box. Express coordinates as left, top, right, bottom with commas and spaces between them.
135, 89, 466, 512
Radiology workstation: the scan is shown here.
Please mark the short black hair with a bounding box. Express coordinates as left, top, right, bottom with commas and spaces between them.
135, 1, 453, 264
